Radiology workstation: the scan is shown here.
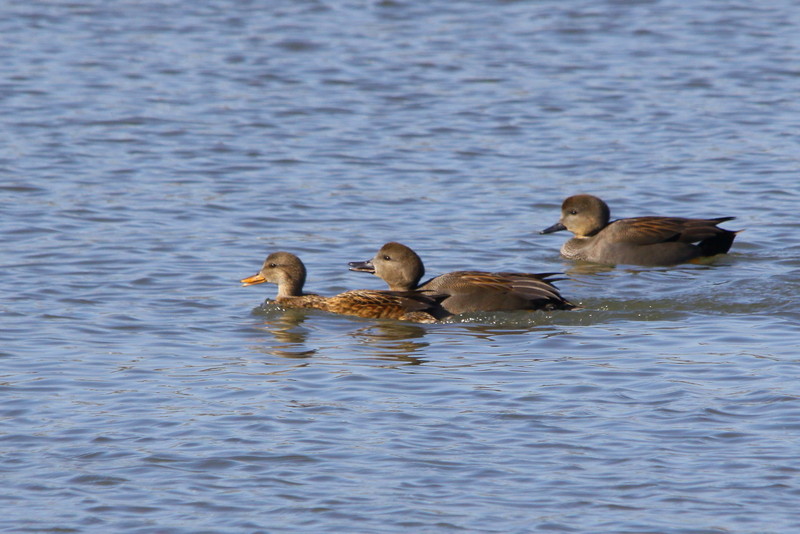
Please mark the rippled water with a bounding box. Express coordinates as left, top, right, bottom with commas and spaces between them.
2, 0, 799, 532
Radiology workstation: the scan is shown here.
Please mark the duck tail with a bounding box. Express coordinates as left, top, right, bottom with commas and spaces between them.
699, 228, 739, 256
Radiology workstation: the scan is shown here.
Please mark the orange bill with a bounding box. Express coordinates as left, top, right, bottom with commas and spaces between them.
241, 273, 266, 286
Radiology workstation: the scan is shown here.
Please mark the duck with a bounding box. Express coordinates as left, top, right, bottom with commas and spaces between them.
540, 194, 738, 266
348, 242, 575, 315
241, 252, 448, 323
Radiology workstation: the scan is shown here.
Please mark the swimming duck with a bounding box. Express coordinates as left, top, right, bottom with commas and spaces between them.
541, 194, 738, 266
242, 252, 448, 323
348, 242, 575, 315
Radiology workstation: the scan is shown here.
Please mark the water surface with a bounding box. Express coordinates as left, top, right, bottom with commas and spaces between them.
1, 0, 799, 532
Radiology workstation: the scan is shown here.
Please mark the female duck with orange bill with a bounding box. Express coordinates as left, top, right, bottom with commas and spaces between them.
241, 251, 448, 323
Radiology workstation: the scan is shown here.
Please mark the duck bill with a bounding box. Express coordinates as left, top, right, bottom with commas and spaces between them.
540, 222, 567, 234
241, 273, 266, 286
348, 259, 375, 273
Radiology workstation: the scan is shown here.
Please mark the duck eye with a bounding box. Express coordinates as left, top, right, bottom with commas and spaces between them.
569, 209, 578, 215
268, 263, 277, 268
383, 255, 391, 261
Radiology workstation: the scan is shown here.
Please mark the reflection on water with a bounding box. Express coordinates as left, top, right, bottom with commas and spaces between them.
348, 321, 431, 365
563, 262, 617, 276
248, 304, 318, 358
247, 303, 437, 363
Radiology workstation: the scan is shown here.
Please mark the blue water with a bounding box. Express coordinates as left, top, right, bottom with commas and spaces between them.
2, 0, 800, 532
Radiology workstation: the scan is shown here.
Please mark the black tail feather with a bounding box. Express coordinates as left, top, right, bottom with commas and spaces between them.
699, 229, 738, 256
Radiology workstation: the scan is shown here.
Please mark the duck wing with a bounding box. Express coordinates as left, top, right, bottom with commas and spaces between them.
421, 271, 575, 312
610, 216, 735, 246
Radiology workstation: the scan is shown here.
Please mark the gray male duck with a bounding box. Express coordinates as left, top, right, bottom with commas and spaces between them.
541, 194, 738, 266
349, 241, 575, 315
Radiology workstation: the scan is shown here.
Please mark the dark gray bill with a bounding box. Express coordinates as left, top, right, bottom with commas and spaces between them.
348, 259, 375, 273
540, 222, 567, 234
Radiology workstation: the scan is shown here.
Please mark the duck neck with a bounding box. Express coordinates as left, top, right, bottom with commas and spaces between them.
390, 265, 423, 291
394, 282, 417, 291
276, 276, 305, 299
